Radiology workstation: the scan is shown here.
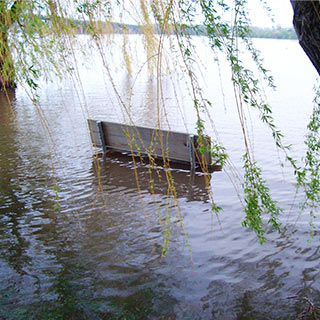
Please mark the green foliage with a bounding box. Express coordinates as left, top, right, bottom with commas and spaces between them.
211, 143, 228, 167
180, 0, 286, 239
295, 84, 320, 235
242, 153, 282, 243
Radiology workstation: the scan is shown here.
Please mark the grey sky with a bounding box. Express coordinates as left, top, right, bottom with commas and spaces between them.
113, 1, 295, 29
248, 0, 294, 28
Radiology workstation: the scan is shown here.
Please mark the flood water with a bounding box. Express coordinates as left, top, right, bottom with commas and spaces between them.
1, 36, 320, 319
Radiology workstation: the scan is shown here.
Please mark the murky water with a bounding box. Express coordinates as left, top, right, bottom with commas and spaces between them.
1, 36, 320, 319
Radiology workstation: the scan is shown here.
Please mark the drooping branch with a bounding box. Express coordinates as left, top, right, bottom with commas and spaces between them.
291, 0, 320, 75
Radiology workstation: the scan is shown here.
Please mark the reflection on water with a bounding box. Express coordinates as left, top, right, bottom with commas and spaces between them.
92, 154, 212, 202
1, 37, 320, 319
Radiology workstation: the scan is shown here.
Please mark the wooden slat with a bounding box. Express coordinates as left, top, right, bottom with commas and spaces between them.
88, 119, 212, 166
87, 119, 102, 147
87, 119, 100, 132
101, 122, 191, 162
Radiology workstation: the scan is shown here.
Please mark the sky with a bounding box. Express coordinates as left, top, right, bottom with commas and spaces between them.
248, 0, 294, 28
110, 0, 295, 29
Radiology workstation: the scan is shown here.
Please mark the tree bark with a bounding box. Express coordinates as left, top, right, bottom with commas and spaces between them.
291, 0, 320, 75
0, 1, 21, 90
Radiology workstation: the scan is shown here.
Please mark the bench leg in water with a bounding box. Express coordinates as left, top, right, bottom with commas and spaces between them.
189, 134, 195, 175
97, 121, 107, 158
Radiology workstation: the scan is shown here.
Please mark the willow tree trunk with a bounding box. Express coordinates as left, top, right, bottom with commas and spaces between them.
0, 34, 16, 89
291, 0, 320, 75
0, 2, 16, 90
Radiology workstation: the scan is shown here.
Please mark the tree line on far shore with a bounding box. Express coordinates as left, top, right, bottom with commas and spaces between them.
249, 26, 297, 40
75, 21, 297, 40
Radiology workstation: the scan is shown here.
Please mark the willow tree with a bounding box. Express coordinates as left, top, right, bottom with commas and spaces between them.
0, 0, 76, 92
0, 1, 19, 88
2, 0, 320, 245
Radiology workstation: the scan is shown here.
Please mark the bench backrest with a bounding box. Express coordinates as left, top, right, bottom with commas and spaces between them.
88, 119, 211, 166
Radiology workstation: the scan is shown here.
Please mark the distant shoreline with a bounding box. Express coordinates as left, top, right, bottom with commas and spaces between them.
249, 26, 297, 40
75, 21, 297, 40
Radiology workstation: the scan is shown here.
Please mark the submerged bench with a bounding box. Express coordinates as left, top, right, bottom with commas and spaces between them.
88, 119, 213, 172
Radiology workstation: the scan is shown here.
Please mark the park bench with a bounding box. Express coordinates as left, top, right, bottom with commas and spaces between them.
88, 119, 213, 172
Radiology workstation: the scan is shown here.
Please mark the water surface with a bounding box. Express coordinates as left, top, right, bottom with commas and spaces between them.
0, 36, 320, 319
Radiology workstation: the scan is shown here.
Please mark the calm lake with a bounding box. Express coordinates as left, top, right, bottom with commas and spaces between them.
1, 36, 320, 319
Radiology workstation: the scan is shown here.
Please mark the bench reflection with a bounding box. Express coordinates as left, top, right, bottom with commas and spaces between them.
92, 152, 221, 202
